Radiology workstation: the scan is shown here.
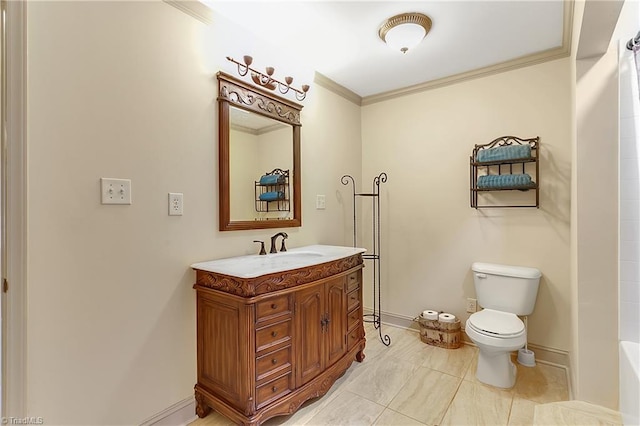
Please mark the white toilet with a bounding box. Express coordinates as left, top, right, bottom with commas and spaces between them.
466, 262, 541, 389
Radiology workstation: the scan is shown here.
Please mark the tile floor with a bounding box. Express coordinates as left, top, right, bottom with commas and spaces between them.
190, 323, 615, 425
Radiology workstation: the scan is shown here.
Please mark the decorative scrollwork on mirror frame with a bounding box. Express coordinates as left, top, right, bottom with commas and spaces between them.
218, 72, 301, 125
217, 71, 303, 231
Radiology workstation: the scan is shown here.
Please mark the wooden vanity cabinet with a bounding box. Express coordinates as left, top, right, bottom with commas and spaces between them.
193, 254, 365, 425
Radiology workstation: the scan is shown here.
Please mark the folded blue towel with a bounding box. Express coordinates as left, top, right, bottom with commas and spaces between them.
259, 174, 285, 185
259, 191, 285, 201
476, 145, 531, 163
477, 174, 535, 189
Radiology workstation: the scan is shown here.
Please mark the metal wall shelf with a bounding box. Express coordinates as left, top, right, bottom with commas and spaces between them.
255, 168, 290, 212
470, 136, 540, 209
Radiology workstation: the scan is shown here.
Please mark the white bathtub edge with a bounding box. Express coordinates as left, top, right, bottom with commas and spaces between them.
619, 341, 639, 426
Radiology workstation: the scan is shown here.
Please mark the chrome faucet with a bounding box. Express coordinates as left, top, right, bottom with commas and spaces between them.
270, 232, 288, 254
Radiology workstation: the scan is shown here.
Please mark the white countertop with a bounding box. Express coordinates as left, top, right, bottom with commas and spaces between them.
191, 244, 367, 279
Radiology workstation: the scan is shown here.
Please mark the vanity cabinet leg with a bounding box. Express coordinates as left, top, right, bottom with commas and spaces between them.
195, 389, 211, 418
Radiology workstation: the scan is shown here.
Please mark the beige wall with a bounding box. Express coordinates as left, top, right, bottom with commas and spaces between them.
569, 0, 640, 410
256, 126, 295, 221
574, 49, 619, 410
361, 58, 573, 351
22, 0, 627, 421
230, 126, 292, 221
569, 0, 583, 404
25, 2, 361, 424
230, 128, 259, 219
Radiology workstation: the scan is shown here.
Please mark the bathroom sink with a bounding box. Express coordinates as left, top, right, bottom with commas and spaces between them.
191, 244, 366, 278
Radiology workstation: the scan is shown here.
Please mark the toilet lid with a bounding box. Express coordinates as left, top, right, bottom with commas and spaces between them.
468, 309, 525, 338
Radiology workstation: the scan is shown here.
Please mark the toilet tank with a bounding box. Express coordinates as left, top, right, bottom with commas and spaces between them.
471, 262, 541, 315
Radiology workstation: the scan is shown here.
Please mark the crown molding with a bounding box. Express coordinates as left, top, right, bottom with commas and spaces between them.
362, 46, 571, 106
163, 0, 213, 25
361, 0, 574, 106
313, 72, 362, 106
231, 122, 286, 136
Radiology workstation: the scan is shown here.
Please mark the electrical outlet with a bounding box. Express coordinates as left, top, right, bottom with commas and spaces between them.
466, 298, 477, 313
101, 178, 132, 205
168, 192, 183, 216
316, 194, 326, 210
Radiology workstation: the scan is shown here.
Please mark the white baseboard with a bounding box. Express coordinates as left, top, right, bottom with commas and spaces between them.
139, 396, 197, 426
363, 307, 419, 330
363, 307, 570, 369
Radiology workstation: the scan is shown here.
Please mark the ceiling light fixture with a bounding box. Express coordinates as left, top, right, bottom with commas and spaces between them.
378, 12, 432, 54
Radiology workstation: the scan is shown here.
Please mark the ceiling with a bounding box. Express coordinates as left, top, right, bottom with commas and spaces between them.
200, 1, 569, 102
230, 105, 289, 133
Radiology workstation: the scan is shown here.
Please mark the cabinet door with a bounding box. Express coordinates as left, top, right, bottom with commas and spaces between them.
295, 283, 325, 386
326, 277, 347, 366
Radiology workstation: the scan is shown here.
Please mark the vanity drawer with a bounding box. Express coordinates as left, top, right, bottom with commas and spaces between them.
347, 327, 362, 350
256, 345, 291, 382
346, 272, 360, 291
347, 309, 360, 331
256, 373, 292, 408
256, 320, 291, 353
256, 295, 290, 322
347, 289, 360, 312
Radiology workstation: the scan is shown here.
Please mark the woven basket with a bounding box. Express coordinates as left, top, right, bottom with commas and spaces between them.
416, 315, 462, 349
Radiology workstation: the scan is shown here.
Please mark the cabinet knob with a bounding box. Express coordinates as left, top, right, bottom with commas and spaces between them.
271, 358, 278, 365
272, 386, 278, 392
271, 331, 278, 337
271, 303, 277, 309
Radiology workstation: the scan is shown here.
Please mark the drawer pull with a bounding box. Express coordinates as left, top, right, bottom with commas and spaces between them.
271, 358, 278, 364
272, 386, 278, 392
271, 303, 277, 309
350, 275, 356, 280
271, 331, 278, 337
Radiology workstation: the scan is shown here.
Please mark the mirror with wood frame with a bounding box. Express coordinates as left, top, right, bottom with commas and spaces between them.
217, 71, 302, 231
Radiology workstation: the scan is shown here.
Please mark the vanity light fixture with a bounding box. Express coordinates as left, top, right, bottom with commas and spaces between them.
378, 12, 432, 54
226, 55, 310, 101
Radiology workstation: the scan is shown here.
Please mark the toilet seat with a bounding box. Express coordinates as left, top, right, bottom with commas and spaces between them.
467, 309, 525, 338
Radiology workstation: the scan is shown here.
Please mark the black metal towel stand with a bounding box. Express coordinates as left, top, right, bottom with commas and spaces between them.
341, 173, 391, 346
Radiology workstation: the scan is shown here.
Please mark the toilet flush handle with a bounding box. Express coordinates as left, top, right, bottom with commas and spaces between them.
476, 273, 487, 279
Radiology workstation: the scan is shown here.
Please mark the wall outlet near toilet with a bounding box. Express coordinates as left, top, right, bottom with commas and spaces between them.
168, 192, 183, 216
466, 298, 477, 313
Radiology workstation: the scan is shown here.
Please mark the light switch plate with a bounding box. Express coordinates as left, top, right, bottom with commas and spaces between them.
101, 178, 132, 205
316, 194, 326, 210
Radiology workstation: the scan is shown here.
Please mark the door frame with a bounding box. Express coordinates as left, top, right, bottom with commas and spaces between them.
2, 0, 27, 417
